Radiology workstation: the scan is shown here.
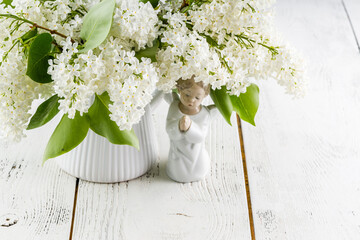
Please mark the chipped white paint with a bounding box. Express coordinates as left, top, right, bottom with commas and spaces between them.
0, 117, 76, 240
71, 100, 251, 240
242, 0, 360, 239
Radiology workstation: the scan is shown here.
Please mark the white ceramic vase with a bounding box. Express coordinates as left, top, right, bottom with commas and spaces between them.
54, 98, 161, 183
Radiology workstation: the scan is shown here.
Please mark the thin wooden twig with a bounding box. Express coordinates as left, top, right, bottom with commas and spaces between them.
237, 115, 256, 240
69, 178, 79, 240
31, 24, 75, 43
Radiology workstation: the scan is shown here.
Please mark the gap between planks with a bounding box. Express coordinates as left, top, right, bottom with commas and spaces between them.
237, 115, 256, 240
342, 0, 360, 53
69, 178, 79, 240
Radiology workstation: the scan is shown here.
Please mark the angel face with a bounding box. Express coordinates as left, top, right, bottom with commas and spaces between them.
178, 83, 206, 114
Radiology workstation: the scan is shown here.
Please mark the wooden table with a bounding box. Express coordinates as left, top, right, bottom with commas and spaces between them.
1, 0, 360, 239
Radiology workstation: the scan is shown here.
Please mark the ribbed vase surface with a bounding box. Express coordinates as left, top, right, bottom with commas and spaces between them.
54, 105, 158, 183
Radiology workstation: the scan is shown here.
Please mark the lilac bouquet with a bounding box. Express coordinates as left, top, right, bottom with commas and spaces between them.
0, 0, 305, 161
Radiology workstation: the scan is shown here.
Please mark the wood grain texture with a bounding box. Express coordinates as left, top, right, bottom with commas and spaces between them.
0, 117, 77, 240
71, 100, 251, 240
343, 0, 360, 51
242, 0, 360, 239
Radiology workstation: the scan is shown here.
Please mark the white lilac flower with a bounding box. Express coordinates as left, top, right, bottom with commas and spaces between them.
157, 0, 306, 97
156, 12, 251, 95
0, 51, 52, 142
101, 39, 158, 131
158, 0, 182, 13
48, 37, 158, 130
1, 0, 160, 142
1, 0, 89, 45
188, 0, 275, 38
269, 45, 307, 97
111, 0, 160, 50
0, 0, 305, 143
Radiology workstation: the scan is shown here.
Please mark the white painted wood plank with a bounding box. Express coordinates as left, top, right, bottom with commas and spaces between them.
72, 100, 251, 240
243, 0, 360, 239
343, 0, 360, 47
0, 116, 77, 240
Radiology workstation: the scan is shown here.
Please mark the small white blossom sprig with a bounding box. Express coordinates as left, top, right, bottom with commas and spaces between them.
156, 12, 248, 94
111, 0, 160, 50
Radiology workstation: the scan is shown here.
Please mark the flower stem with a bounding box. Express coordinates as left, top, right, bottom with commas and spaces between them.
180, 0, 189, 13
180, 0, 188, 9
0, 14, 34, 25
0, 14, 75, 43
180, 0, 211, 12
0, 40, 19, 67
31, 23, 75, 43
234, 34, 279, 57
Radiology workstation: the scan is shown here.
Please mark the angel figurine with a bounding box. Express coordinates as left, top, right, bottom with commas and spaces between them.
165, 76, 218, 183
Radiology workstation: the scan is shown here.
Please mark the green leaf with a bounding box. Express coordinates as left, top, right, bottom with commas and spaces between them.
20, 27, 37, 42
27, 95, 60, 130
139, 0, 159, 8
210, 84, 260, 126
135, 39, 159, 62
26, 33, 53, 83
87, 92, 140, 150
1, 0, 13, 7
210, 86, 233, 125
200, 33, 226, 50
230, 84, 259, 126
43, 112, 90, 162
79, 0, 115, 53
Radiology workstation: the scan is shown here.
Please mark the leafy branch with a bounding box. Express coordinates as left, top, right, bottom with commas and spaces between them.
32, 23, 75, 43
234, 33, 279, 58
0, 14, 73, 66
61, 5, 87, 25
0, 14, 34, 24
196, 30, 279, 75
0, 14, 75, 43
